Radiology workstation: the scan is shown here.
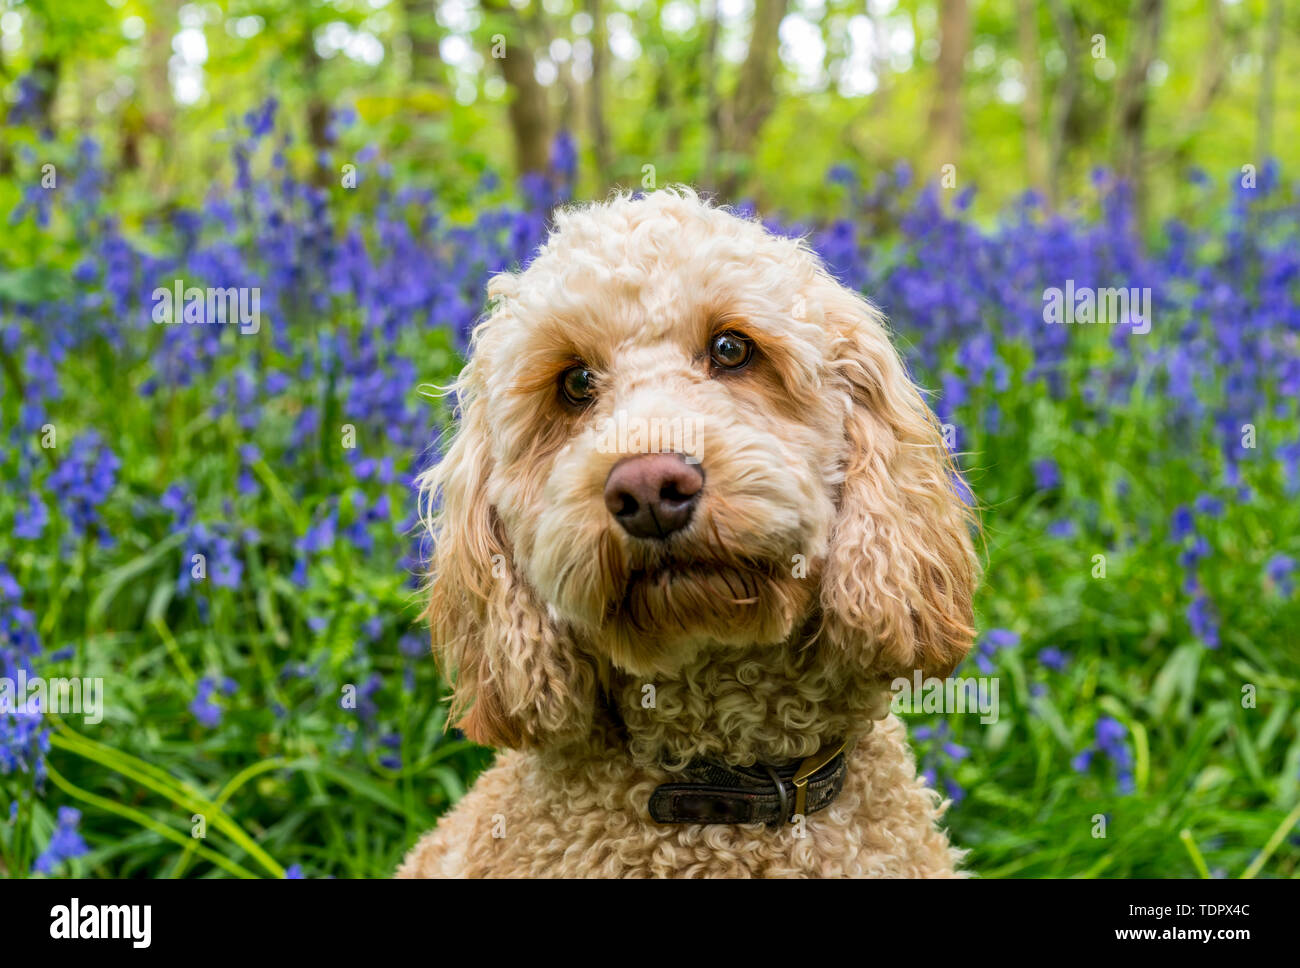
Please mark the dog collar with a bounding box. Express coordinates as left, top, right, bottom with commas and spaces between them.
648, 739, 849, 827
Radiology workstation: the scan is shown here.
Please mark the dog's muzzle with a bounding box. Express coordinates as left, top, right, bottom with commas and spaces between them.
648, 739, 849, 826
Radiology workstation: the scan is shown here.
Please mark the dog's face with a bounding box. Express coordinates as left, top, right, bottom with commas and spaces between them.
480, 206, 846, 677
420, 191, 976, 749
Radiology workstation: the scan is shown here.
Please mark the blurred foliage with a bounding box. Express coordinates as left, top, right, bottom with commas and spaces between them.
0, 0, 1295, 222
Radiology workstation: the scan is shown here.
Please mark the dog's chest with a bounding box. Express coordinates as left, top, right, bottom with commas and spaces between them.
608, 644, 892, 770
436, 715, 951, 877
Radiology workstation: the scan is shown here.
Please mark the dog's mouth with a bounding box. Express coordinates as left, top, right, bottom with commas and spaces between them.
607, 555, 784, 633
630, 558, 768, 596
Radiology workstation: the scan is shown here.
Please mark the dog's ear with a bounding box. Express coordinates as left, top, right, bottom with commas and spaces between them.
420, 334, 596, 750
816, 277, 978, 680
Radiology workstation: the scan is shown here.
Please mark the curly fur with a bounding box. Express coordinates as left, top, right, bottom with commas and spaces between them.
399, 188, 978, 878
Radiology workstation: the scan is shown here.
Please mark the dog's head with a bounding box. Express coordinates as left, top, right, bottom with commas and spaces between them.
419, 189, 977, 748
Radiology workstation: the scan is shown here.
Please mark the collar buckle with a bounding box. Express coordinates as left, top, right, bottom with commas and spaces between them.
791, 738, 849, 818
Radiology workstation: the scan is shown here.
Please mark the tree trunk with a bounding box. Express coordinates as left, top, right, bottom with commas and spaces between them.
0, 43, 11, 175
924, 0, 971, 181
532, 5, 579, 133
1113, 0, 1165, 214
702, 1, 722, 190
864, 0, 894, 117
30, 54, 62, 135
720, 0, 790, 197
402, 0, 444, 87
586, 0, 612, 186
1016, 0, 1047, 195
302, 24, 336, 186
139, 0, 177, 177
499, 32, 551, 176
1151, 0, 1231, 170
481, 0, 551, 178
1045, 0, 1081, 207
1257, 0, 1284, 164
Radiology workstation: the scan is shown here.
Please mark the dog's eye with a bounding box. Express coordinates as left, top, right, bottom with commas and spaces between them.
559, 365, 596, 405
709, 331, 753, 370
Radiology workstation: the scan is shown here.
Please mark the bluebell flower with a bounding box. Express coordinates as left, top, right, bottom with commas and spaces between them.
32, 807, 89, 874
1193, 494, 1224, 517
246, 97, 278, 138
46, 432, 120, 539
1037, 647, 1069, 671
1073, 717, 1134, 792
190, 678, 223, 729
1178, 536, 1211, 569
1266, 554, 1295, 596
1187, 593, 1220, 648
1, 568, 48, 783
13, 493, 50, 540
1170, 506, 1195, 542
973, 628, 1019, 674
943, 777, 966, 804
1032, 459, 1061, 491
827, 163, 856, 188
160, 484, 195, 526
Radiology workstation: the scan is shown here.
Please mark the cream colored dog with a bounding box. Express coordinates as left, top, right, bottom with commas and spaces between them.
398, 188, 978, 878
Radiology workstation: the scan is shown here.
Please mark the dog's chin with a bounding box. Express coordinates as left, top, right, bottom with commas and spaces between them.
592, 561, 813, 677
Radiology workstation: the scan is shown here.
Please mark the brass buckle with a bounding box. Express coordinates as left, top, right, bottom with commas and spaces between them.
790, 738, 848, 819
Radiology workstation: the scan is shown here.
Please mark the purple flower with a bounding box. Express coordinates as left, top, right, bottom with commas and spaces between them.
160, 484, 194, 526
1032, 459, 1061, 491
1179, 536, 1211, 569
1095, 717, 1127, 753
13, 493, 50, 540
1037, 647, 1069, 671
1047, 519, 1076, 538
1, 567, 48, 783
1193, 494, 1224, 517
1187, 594, 1220, 648
46, 432, 120, 540
1266, 554, 1295, 596
32, 807, 89, 874
301, 512, 337, 553
246, 97, 278, 138
548, 130, 577, 191
943, 777, 966, 804
1073, 716, 1134, 792
827, 163, 856, 188
190, 678, 223, 728
973, 628, 1019, 674
986, 629, 1019, 649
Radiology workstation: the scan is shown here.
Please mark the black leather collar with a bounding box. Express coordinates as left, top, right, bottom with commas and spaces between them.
649, 740, 849, 827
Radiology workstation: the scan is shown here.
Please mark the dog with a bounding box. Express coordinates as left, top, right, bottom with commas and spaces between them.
398, 188, 978, 878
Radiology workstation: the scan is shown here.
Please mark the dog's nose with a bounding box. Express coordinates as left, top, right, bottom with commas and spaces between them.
604, 453, 703, 540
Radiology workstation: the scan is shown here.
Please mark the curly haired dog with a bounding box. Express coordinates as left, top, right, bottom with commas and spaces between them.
398, 188, 978, 878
